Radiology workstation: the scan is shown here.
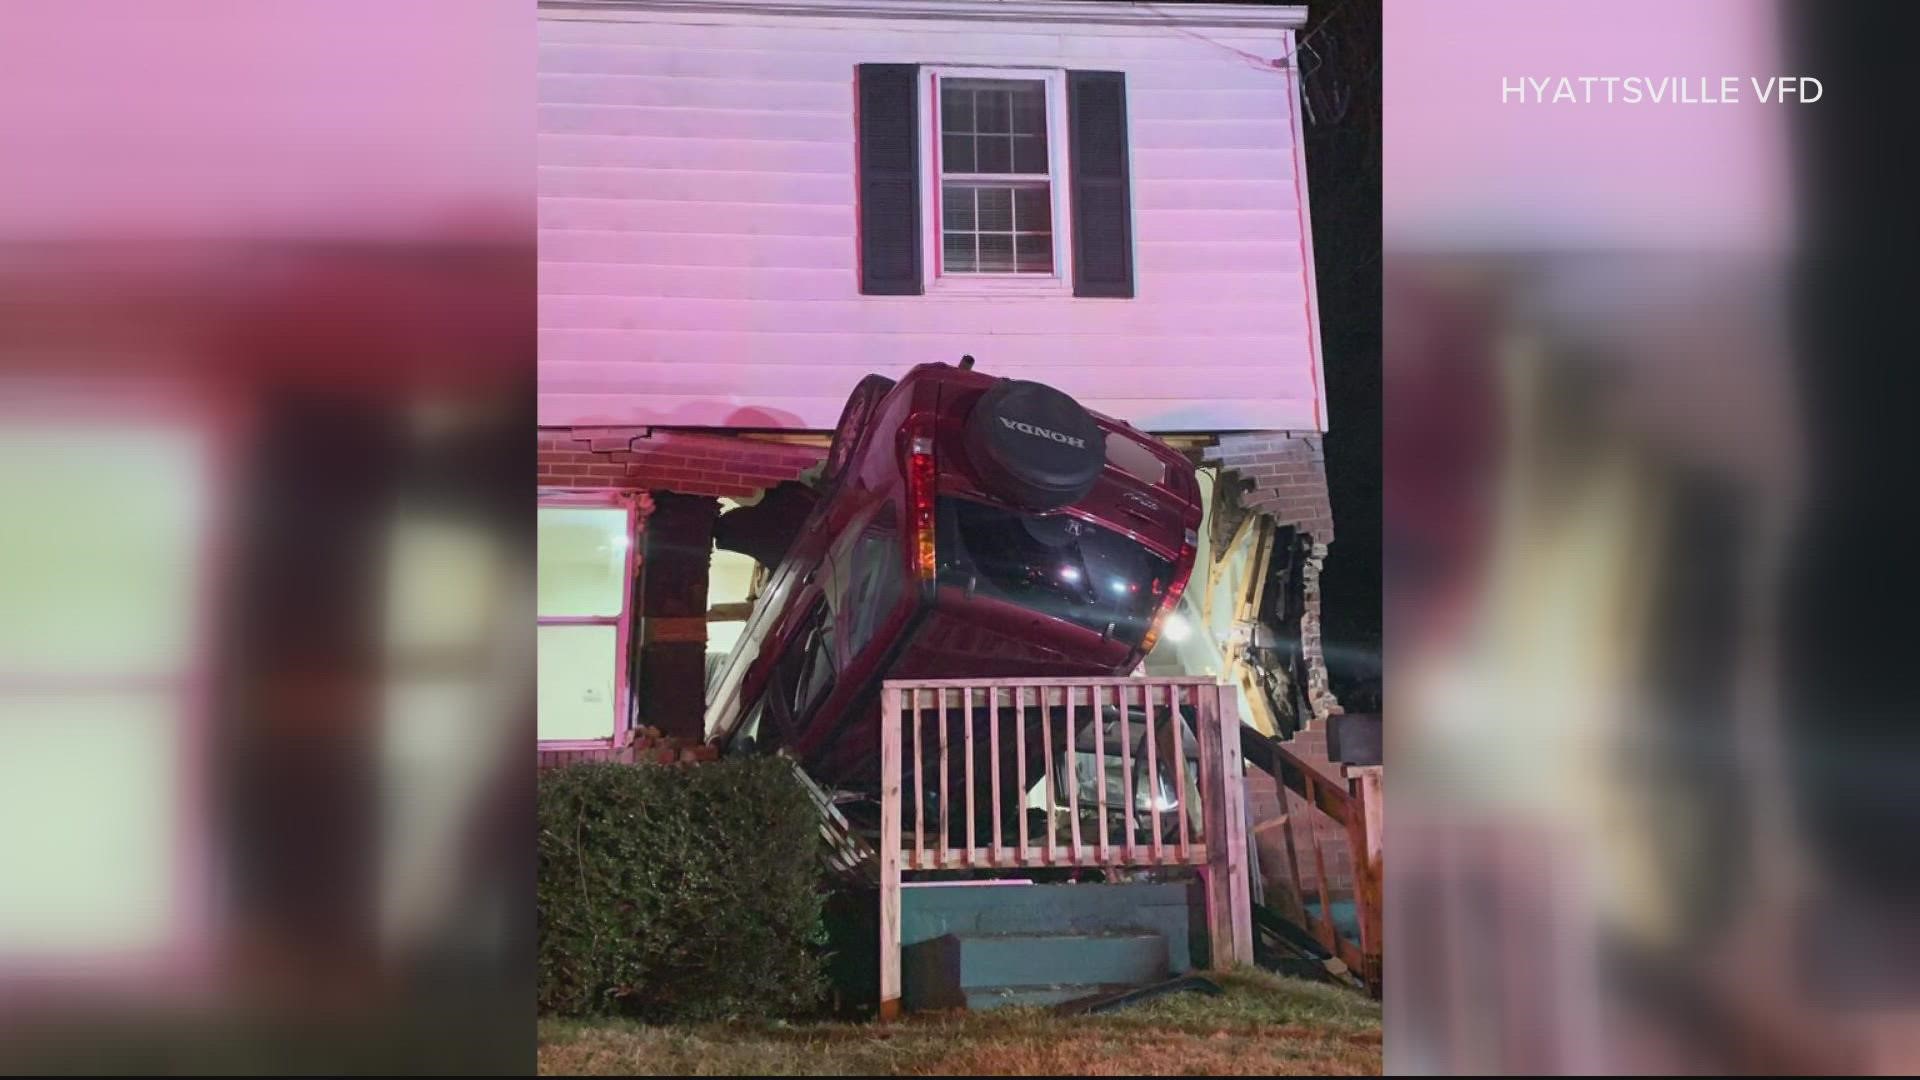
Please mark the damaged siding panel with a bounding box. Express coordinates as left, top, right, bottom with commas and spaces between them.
536, 2, 1322, 433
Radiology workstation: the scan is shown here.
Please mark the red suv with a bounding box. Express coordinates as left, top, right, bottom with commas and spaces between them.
704, 361, 1202, 799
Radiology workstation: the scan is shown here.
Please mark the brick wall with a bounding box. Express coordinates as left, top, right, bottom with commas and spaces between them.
1203, 431, 1355, 905
538, 426, 826, 498
1203, 430, 1343, 724
1201, 432, 1334, 544
536, 728, 720, 771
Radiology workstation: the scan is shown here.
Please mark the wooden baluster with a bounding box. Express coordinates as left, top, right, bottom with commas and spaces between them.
1066, 686, 1081, 864
937, 685, 950, 868
1281, 797, 1309, 926
1193, 684, 1214, 855
963, 686, 976, 868
989, 685, 1003, 866
1303, 774, 1338, 952
1041, 683, 1056, 866
1015, 684, 1028, 864
1119, 682, 1135, 863
1170, 682, 1190, 861
1094, 683, 1108, 866
911, 687, 924, 871
1145, 680, 1162, 864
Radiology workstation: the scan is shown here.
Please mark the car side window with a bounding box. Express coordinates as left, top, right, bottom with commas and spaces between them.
844, 504, 903, 658
734, 699, 774, 753
794, 604, 837, 718
771, 599, 837, 731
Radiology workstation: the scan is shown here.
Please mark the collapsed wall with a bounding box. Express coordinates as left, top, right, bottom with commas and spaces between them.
1200, 432, 1357, 902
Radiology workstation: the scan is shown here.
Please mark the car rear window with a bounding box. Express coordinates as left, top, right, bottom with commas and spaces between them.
935, 496, 1173, 645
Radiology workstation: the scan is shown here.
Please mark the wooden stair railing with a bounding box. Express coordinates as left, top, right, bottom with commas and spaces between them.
1241, 725, 1383, 994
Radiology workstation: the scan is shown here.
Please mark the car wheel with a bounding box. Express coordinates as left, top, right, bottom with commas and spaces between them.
821, 373, 895, 489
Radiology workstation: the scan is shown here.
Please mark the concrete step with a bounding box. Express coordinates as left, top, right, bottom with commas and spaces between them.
955, 931, 1169, 989
963, 983, 1135, 1010
903, 931, 1170, 1011
899, 881, 1193, 972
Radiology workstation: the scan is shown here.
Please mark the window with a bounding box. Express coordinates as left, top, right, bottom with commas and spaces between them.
0, 406, 217, 971
536, 496, 639, 745
379, 499, 515, 948
922, 67, 1072, 291
859, 64, 1133, 298
843, 504, 904, 659
933, 496, 1174, 647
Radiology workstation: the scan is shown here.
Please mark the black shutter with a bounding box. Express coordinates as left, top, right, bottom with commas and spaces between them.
857, 63, 921, 295
1067, 70, 1134, 298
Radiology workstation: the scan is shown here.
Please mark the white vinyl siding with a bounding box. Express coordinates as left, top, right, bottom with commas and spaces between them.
537, 2, 1323, 433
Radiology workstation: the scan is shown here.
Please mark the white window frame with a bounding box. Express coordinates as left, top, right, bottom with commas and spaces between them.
0, 385, 228, 986
535, 491, 642, 750
918, 65, 1074, 296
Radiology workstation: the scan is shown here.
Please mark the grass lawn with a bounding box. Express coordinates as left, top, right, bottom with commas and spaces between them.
538, 969, 1382, 1076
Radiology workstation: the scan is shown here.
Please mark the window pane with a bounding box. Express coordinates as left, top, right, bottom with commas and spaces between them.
0, 422, 207, 678
943, 232, 977, 272
1011, 88, 1046, 136
1015, 233, 1054, 273
976, 88, 1010, 133
976, 135, 1012, 174
942, 183, 975, 230
941, 132, 975, 174
1012, 134, 1048, 175
940, 84, 973, 134
934, 496, 1175, 647
0, 696, 183, 955
978, 233, 1014, 272
537, 624, 617, 740
385, 513, 504, 655
537, 507, 628, 617
1013, 185, 1051, 232
976, 186, 1013, 231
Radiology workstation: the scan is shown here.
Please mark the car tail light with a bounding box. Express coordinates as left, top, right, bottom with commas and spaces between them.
1138, 531, 1197, 655
907, 423, 937, 583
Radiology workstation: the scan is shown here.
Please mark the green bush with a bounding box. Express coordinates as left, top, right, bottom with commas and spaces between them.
537, 757, 829, 1020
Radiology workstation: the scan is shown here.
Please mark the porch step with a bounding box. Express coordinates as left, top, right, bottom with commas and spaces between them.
903, 931, 1170, 1012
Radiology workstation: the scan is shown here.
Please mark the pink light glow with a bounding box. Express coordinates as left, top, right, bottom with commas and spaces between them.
1385, 0, 1791, 252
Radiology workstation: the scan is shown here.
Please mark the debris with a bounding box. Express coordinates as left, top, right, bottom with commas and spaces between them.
1051, 974, 1224, 1016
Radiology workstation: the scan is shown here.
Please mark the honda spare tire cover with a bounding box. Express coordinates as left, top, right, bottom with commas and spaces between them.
962, 379, 1106, 509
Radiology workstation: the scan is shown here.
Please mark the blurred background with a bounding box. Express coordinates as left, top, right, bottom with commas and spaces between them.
0, 3, 534, 1073
1385, 0, 1920, 1073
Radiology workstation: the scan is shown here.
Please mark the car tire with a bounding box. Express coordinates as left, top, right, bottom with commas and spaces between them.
821, 373, 895, 490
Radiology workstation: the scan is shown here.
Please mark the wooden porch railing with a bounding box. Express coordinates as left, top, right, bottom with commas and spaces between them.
1242, 728, 1383, 992
877, 676, 1252, 1019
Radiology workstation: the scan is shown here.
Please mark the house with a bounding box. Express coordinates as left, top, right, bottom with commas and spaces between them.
536, 0, 1346, 769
